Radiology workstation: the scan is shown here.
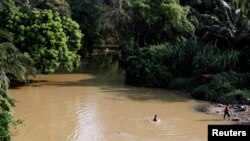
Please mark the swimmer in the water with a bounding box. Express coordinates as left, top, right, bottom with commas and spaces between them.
153, 115, 158, 122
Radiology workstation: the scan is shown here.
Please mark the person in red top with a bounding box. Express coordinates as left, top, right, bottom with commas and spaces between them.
224, 104, 230, 119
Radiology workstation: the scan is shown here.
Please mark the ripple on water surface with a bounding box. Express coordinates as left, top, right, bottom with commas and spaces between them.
111, 116, 203, 140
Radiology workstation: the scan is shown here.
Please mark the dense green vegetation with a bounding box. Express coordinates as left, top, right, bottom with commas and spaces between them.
0, 29, 33, 140
1, 0, 250, 140
0, 0, 83, 73
121, 0, 250, 104
69, 0, 103, 53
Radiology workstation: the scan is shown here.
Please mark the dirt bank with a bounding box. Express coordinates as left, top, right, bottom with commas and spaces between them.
196, 103, 250, 124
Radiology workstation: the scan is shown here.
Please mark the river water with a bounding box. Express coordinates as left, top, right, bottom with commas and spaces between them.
9, 55, 232, 141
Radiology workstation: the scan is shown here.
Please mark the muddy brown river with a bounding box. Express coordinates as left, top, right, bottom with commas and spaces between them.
9, 56, 232, 141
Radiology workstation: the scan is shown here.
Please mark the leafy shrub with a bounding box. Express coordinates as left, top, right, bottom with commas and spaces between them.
191, 84, 211, 100
210, 73, 235, 95
0, 82, 12, 141
191, 72, 249, 103
124, 45, 173, 87
192, 73, 236, 101
242, 73, 250, 89
125, 58, 173, 87
223, 90, 250, 104
210, 72, 248, 91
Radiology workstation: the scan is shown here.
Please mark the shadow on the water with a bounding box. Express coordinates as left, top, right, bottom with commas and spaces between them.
41, 75, 189, 102
28, 72, 190, 102
9, 79, 48, 89
197, 119, 224, 122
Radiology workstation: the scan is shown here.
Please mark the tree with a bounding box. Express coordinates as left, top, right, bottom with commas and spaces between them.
0, 0, 83, 74
24, 0, 71, 17
0, 0, 19, 31
103, 0, 195, 48
15, 10, 83, 73
69, 0, 103, 53
181, 0, 250, 71
183, 0, 250, 49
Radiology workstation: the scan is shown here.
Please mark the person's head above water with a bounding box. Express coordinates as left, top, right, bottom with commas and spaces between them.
153, 115, 157, 121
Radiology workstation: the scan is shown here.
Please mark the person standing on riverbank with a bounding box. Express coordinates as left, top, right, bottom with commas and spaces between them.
224, 104, 230, 119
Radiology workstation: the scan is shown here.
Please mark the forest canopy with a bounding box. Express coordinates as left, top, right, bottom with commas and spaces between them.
0, 0, 83, 74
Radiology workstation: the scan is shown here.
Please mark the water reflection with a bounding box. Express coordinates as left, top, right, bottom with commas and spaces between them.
71, 95, 104, 141
78, 53, 121, 74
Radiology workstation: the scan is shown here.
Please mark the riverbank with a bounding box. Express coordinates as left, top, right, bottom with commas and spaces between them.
196, 103, 250, 124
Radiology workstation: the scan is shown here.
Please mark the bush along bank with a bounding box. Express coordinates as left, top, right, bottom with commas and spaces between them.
121, 39, 250, 105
